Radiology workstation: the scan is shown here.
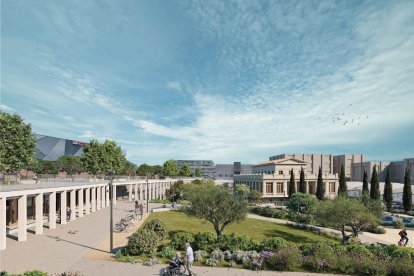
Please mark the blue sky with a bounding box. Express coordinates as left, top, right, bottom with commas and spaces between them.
1, 0, 414, 165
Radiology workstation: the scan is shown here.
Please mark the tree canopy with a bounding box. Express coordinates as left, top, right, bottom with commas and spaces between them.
316, 196, 380, 243
299, 167, 306, 193
163, 159, 179, 177
402, 169, 412, 212
179, 163, 192, 177
195, 168, 202, 177
165, 180, 184, 202
362, 170, 369, 195
184, 185, 248, 237
370, 165, 380, 200
338, 164, 347, 195
383, 168, 393, 211
235, 183, 250, 198
58, 155, 83, 179
316, 167, 324, 200
288, 169, 296, 197
286, 193, 319, 215
0, 111, 36, 182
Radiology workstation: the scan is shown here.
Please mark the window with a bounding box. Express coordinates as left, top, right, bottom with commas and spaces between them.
276, 182, 283, 194
266, 182, 273, 194
329, 182, 336, 193
279, 171, 283, 175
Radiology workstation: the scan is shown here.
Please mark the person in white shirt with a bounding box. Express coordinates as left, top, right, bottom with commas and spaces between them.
185, 242, 194, 276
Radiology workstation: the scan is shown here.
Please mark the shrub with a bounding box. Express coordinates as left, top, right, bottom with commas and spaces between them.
366, 225, 386, 234
250, 206, 287, 219
170, 232, 194, 250
287, 211, 313, 224
143, 219, 168, 239
114, 249, 123, 260
216, 233, 257, 251
389, 256, 414, 276
23, 271, 48, 276
354, 255, 389, 276
394, 220, 404, 229
210, 249, 225, 263
265, 247, 302, 271
260, 237, 289, 251
0, 271, 7, 276
205, 257, 220, 267
302, 242, 337, 272
193, 232, 216, 251
228, 260, 236, 267
223, 250, 234, 261
346, 244, 373, 258
159, 246, 175, 259
194, 250, 208, 261
126, 228, 159, 255
142, 256, 159, 266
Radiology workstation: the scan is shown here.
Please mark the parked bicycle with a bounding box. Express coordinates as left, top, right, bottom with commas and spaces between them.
113, 218, 134, 232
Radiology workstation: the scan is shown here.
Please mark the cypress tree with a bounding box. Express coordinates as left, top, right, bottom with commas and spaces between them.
362, 170, 369, 195
299, 167, 306, 193
383, 168, 393, 211
316, 166, 324, 200
402, 169, 412, 212
370, 165, 380, 200
288, 169, 296, 197
338, 164, 347, 195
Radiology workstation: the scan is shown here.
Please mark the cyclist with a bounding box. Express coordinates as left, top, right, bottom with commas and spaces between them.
398, 228, 409, 246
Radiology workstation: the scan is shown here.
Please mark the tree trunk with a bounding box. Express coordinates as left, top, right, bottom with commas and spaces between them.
214, 223, 222, 237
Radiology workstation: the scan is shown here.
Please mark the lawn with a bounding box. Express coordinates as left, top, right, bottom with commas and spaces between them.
146, 211, 334, 244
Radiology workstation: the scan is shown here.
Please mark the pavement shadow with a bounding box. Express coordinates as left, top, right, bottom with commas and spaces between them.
6, 234, 18, 241
46, 235, 109, 253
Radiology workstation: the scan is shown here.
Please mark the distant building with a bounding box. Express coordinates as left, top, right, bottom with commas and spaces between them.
234, 158, 339, 204
269, 153, 334, 174
351, 161, 390, 182
35, 134, 87, 161
175, 160, 216, 179
215, 162, 252, 180
332, 154, 365, 179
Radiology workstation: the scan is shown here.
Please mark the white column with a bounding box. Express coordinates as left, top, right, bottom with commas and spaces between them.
85, 188, 90, 215
128, 184, 132, 202
18, 195, 27, 241
139, 183, 143, 201
101, 186, 105, 208
0, 197, 6, 250
106, 186, 110, 206
134, 184, 138, 202
78, 189, 84, 217
35, 193, 43, 234
113, 185, 117, 205
49, 192, 56, 229
96, 187, 101, 210
60, 191, 67, 224
70, 190, 76, 221
91, 187, 96, 212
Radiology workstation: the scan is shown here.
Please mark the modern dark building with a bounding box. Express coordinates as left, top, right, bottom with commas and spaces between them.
215, 162, 252, 180
35, 134, 87, 161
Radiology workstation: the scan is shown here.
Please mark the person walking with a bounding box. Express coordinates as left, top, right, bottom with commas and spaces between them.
134, 200, 139, 213
139, 203, 143, 220
66, 207, 72, 222
32, 173, 38, 184
185, 242, 194, 276
399, 228, 409, 246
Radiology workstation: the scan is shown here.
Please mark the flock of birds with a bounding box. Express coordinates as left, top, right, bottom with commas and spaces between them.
315, 104, 370, 126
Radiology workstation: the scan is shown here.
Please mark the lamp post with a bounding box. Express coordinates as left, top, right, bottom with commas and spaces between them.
109, 168, 113, 253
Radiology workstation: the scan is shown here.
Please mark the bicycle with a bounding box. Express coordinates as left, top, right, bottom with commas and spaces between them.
113, 218, 134, 232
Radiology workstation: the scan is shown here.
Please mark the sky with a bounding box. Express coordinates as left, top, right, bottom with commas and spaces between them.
1, 0, 414, 165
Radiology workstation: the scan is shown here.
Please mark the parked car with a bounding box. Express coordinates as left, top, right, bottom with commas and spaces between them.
381, 215, 402, 226
401, 217, 414, 227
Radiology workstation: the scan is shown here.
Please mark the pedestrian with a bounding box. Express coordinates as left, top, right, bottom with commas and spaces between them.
134, 200, 139, 213
185, 242, 194, 276
139, 203, 143, 220
66, 207, 72, 221
32, 173, 38, 184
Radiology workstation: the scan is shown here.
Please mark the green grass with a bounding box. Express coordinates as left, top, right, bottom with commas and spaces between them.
146, 211, 334, 243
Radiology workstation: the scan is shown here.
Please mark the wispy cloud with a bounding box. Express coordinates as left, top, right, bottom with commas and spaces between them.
166, 81, 182, 91
0, 104, 14, 112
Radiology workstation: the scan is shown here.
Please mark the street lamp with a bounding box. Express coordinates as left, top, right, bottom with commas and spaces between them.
109, 168, 114, 253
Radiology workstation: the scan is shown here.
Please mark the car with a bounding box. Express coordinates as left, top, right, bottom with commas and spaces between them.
401, 217, 414, 227
381, 215, 402, 226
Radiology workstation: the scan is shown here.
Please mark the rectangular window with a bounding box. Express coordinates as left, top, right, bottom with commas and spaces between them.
266, 182, 273, 194
329, 182, 336, 193
279, 171, 283, 175
276, 182, 283, 194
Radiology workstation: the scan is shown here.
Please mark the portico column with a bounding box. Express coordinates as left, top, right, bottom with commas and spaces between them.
128, 184, 132, 202
18, 195, 27, 241
70, 190, 76, 220
139, 183, 143, 200
60, 191, 67, 224
113, 185, 117, 205
134, 184, 138, 202
96, 187, 101, 210
78, 189, 84, 217
49, 192, 56, 229
0, 197, 6, 250
35, 193, 43, 234
85, 188, 90, 215
91, 187, 96, 212
101, 186, 105, 208
106, 186, 109, 207
324, 182, 329, 197
305, 181, 309, 194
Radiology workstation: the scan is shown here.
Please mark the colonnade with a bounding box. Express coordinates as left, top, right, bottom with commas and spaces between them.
0, 179, 184, 250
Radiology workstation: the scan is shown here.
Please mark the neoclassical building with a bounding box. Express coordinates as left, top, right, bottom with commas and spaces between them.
233, 158, 339, 203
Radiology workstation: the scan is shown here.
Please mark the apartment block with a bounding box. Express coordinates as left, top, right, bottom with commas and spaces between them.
269, 153, 333, 174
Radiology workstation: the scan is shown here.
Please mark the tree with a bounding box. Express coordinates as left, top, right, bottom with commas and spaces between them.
184, 185, 248, 237
383, 168, 393, 211
286, 193, 318, 215
101, 140, 126, 174
362, 170, 369, 195
120, 160, 137, 177
338, 164, 347, 195
0, 111, 36, 183
179, 163, 192, 177
316, 167, 324, 200
248, 190, 262, 204
370, 165, 380, 200
82, 140, 104, 176
57, 155, 83, 180
36, 159, 59, 176
235, 183, 249, 198
299, 167, 306, 193
137, 164, 162, 177
166, 180, 184, 202
195, 168, 202, 177
288, 169, 296, 197
163, 159, 179, 177
316, 196, 380, 244
402, 169, 412, 212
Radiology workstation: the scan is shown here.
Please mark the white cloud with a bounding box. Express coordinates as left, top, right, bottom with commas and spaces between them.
166, 81, 182, 91
81, 130, 95, 139
0, 104, 14, 112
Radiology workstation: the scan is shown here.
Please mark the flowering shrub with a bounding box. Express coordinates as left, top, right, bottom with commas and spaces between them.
194, 250, 208, 261
142, 256, 159, 266
159, 246, 175, 259
210, 249, 225, 263
169, 232, 194, 250
259, 237, 289, 251
265, 247, 302, 271
126, 228, 160, 255
216, 233, 258, 251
